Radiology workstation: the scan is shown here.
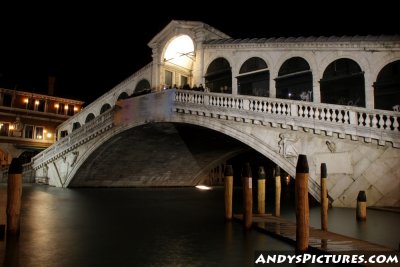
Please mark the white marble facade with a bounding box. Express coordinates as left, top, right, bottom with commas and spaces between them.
32, 20, 400, 207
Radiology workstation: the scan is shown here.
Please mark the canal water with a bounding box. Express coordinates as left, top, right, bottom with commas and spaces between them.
0, 185, 399, 267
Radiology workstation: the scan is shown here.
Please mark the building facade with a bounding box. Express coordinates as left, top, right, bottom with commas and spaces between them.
0, 88, 84, 181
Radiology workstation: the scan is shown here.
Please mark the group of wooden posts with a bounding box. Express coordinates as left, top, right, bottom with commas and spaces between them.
224, 154, 367, 253
1, 159, 23, 240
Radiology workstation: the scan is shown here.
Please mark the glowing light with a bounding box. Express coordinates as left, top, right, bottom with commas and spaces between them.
35, 100, 40, 105
285, 175, 291, 186
46, 133, 52, 138
74, 107, 79, 111
24, 98, 29, 103
64, 105, 68, 110
43, 129, 47, 133
195, 185, 212, 190
54, 103, 59, 108
9, 125, 14, 130
164, 35, 194, 70
37, 135, 42, 139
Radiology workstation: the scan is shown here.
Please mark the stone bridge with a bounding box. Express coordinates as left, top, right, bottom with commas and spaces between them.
31, 89, 400, 207
31, 20, 400, 207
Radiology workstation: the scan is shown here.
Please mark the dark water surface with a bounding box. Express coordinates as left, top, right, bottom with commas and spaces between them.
1, 185, 293, 267
0, 185, 398, 267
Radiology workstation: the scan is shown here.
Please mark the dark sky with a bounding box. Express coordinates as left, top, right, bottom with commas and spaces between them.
0, 2, 398, 105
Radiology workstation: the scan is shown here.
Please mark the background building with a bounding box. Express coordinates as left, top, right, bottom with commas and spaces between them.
0, 87, 84, 182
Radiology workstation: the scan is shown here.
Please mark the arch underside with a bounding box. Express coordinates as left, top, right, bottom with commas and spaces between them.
67, 116, 322, 201
69, 122, 249, 187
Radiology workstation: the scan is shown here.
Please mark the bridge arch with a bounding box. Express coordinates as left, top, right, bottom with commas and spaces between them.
373, 60, 400, 111
85, 113, 95, 123
159, 31, 197, 63
160, 34, 195, 89
100, 103, 112, 114
371, 56, 400, 86
205, 57, 232, 93
320, 58, 365, 107
117, 92, 129, 101
63, 118, 296, 191
237, 57, 269, 97
72, 122, 81, 132
134, 79, 151, 94
275, 57, 313, 101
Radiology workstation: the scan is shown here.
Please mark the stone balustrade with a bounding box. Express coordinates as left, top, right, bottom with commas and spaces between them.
32, 89, 400, 170
32, 108, 114, 169
174, 90, 400, 147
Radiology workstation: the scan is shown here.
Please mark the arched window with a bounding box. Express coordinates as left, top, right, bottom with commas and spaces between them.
205, 58, 232, 93
320, 58, 365, 107
374, 60, 400, 111
100, 103, 111, 114
117, 92, 129, 100
72, 122, 81, 131
164, 35, 195, 71
85, 113, 95, 123
276, 57, 312, 101
134, 79, 151, 93
237, 57, 269, 97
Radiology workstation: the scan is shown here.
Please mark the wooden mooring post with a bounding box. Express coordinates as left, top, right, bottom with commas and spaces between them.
274, 165, 281, 217
6, 158, 23, 236
257, 166, 266, 215
224, 165, 233, 220
242, 163, 253, 230
356, 191, 367, 221
295, 154, 309, 253
320, 163, 328, 231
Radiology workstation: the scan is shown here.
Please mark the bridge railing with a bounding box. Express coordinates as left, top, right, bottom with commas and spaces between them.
174, 90, 400, 147
32, 108, 115, 168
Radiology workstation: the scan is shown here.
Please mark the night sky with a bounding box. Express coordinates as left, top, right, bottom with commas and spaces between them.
0, 3, 397, 105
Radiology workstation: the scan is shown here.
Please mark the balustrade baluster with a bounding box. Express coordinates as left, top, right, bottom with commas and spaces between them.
325, 109, 331, 122
267, 103, 272, 114
384, 116, 391, 130
371, 115, 378, 128
299, 105, 304, 117
393, 116, 399, 131
309, 107, 314, 119
343, 111, 349, 124
277, 103, 282, 114
314, 108, 320, 120
337, 110, 343, 123
379, 115, 385, 129
304, 106, 309, 118
365, 114, 371, 127
331, 110, 337, 122
320, 109, 326, 121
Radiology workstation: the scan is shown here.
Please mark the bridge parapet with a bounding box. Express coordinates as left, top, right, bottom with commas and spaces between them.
32, 109, 114, 169
174, 90, 400, 148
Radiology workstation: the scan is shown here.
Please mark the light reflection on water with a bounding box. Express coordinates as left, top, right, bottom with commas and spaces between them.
0, 185, 398, 267
1, 185, 293, 267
